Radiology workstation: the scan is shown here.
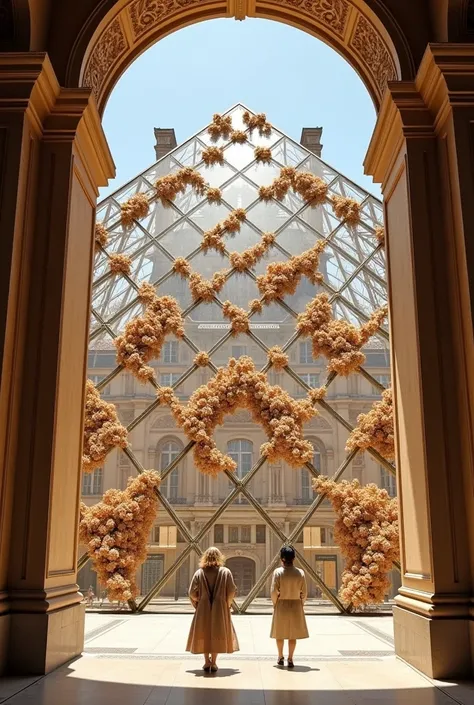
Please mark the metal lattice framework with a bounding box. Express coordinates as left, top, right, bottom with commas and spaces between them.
80, 105, 395, 614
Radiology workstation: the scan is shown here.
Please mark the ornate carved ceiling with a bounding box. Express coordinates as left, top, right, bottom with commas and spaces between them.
80, 0, 400, 112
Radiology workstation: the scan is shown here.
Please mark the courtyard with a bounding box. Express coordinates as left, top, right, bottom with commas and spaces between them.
0, 614, 473, 704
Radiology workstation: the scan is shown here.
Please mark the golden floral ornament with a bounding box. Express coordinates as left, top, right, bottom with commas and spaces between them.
79, 471, 161, 602
256, 240, 326, 303
158, 356, 317, 476
207, 187, 222, 204
314, 477, 399, 608
331, 195, 361, 226
120, 193, 150, 227
188, 270, 228, 302
155, 167, 208, 207
375, 226, 385, 245
346, 388, 394, 460
114, 283, 185, 382
261, 167, 328, 207
109, 253, 132, 276
82, 380, 129, 473
229, 233, 275, 271
297, 294, 388, 375
194, 351, 210, 367
231, 130, 247, 144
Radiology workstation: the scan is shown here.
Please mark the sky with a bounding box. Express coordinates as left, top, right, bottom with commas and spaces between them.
100, 18, 380, 201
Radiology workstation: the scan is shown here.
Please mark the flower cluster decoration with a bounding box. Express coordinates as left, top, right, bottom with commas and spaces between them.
314, 477, 399, 608
346, 388, 395, 460
222, 301, 249, 335
231, 130, 247, 144
331, 195, 361, 226
229, 232, 275, 271
114, 283, 185, 382
260, 167, 329, 206
155, 167, 219, 207
79, 470, 160, 602
109, 253, 132, 276
254, 146, 272, 163
256, 240, 326, 302
95, 222, 108, 248
243, 111, 272, 136
82, 380, 129, 473
267, 346, 289, 370
208, 113, 232, 141
202, 146, 225, 166
297, 294, 388, 375
158, 356, 317, 476
120, 193, 150, 227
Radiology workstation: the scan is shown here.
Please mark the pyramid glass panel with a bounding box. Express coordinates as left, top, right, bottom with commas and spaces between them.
83, 106, 395, 614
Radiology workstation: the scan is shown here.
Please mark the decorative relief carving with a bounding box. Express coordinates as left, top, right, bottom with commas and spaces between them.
350, 14, 397, 96
128, 0, 202, 40
151, 414, 176, 429
266, 0, 349, 38
305, 417, 331, 430
83, 18, 128, 99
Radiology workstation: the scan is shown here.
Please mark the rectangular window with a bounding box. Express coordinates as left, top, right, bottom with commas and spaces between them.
231, 345, 247, 358
241, 526, 251, 543
299, 373, 320, 388
299, 341, 313, 364
82, 468, 103, 496
256, 525, 266, 544
153, 525, 161, 543
124, 374, 135, 396
380, 467, 397, 497
214, 524, 224, 543
371, 374, 390, 395
229, 526, 239, 543
162, 341, 178, 364
159, 373, 181, 387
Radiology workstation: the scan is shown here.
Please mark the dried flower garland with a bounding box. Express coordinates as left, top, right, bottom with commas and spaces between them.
95, 223, 108, 248
208, 113, 232, 141
297, 294, 388, 375
121, 193, 150, 227
260, 168, 328, 207
255, 147, 272, 164
109, 254, 132, 276
79, 471, 160, 602
82, 380, 129, 473
314, 477, 399, 608
268, 346, 289, 370
243, 111, 272, 137
256, 240, 326, 302
229, 233, 275, 271
331, 196, 361, 226
231, 130, 247, 144
189, 270, 228, 302
202, 146, 225, 166
158, 356, 316, 476
222, 301, 249, 335
346, 389, 394, 460
155, 167, 208, 207
201, 208, 247, 254
114, 284, 185, 382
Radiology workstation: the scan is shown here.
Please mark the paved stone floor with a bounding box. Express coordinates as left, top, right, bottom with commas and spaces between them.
1, 613, 473, 704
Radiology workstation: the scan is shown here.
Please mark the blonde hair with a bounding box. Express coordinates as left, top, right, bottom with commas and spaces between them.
199, 546, 225, 569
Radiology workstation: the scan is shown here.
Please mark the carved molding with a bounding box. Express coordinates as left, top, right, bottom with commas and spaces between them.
305, 416, 332, 430
266, 0, 349, 38
83, 17, 128, 99
128, 0, 203, 40
350, 14, 396, 95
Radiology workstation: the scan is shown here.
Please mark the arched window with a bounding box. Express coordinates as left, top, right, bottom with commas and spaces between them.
301, 439, 324, 502
227, 439, 253, 478
159, 439, 181, 501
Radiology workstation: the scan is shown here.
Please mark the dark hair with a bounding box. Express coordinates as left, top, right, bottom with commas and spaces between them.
280, 545, 295, 566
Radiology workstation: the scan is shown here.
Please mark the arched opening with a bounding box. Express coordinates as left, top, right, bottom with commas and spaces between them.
227, 556, 257, 597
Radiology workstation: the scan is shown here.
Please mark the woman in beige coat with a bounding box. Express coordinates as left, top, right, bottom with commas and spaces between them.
186, 547, 239, 672
270, 545, 309, 668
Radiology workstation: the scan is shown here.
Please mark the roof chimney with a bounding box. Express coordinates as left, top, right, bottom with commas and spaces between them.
300, 127, 323, 157
154, 128, 177, 160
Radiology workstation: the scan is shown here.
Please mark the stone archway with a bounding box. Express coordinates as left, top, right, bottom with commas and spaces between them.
67, 0, 414, 113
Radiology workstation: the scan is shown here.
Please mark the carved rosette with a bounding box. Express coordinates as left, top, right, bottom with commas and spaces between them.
350, 14, 397, 95
264, 0, 349, 37
83, 18, 128, 100
128, 0, 203, 40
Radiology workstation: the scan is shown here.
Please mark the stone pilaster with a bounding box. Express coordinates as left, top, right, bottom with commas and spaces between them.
365, 43, 474, 679
0, 53, 114, 674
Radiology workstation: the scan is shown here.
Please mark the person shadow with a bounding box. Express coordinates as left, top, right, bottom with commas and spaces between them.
273, 665, 320, 673
187, 668, 241, 678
